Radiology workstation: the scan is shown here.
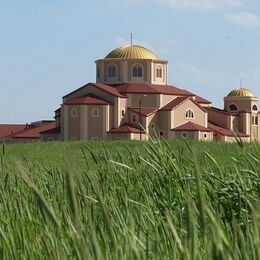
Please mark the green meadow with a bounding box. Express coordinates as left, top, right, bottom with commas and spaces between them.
0, 140, 259, 259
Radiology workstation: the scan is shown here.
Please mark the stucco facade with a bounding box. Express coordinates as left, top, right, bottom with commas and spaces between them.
42, 44, 259, 142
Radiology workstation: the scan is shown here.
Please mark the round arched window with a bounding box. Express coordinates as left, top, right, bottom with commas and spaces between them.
156, 66, 162, 78
229, 104, 238, 111
132, 65, 143, 77
185, 109, 194, 119
252, 104, 258, 111
107, 64, 117, 78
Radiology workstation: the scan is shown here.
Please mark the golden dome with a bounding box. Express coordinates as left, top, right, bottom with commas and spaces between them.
227, 88, 255, 98
105, 45, 158, 59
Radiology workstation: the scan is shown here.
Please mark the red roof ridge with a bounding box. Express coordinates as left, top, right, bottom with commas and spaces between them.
65, 93, 112, 105
108, 122, 144, 134
128, 107, 158, 117
63, 82, 127, 99
171, 121, 212, 132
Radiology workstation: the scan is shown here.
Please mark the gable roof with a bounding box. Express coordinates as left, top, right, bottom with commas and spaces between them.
160, 97, 208, 112
171, 121, 212, 132
63, 82, 127, 99
195, 95, 211, 104
128, 107, 158, 117
208, 122, 249, 137
65, 94, 111, 105
108, 123, 144, 134
115, 83, 194, 96
0, 124, 27, 138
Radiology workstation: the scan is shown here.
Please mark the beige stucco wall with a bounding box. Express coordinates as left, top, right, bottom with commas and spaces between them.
108, 133, 131, 140
67, 105, 81, 140
87, 105, 104, 140
127, 94, 159, 108
161, 95, 176, 108
207, 110, 231, 129
172, 99, 207, 128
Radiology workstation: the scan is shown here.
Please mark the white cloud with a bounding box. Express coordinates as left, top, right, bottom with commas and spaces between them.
225, 12, 260, 28
121, 0, 247, 12
157, 0, 246, 11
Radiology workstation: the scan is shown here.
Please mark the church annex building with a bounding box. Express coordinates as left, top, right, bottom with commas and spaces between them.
3, 44, 259, 143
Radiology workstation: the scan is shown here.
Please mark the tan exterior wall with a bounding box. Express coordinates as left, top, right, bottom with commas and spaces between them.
87, 105, 104, 140
68, 105, 81, 140
172, 131, 198, 140
207, 110, 231, 129
172, 99, 207, 128
199, 131, 213, 141
108, 133, 131, 140
161, 95, 176, 107
128, 94, 159, 108
158, 111, 170, 139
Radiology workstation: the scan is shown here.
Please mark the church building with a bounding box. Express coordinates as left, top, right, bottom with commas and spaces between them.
41, 44, 260, 142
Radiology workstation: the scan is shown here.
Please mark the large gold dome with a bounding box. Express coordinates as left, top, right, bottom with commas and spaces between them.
227, 88, 255, 98
105, 45, 158, 59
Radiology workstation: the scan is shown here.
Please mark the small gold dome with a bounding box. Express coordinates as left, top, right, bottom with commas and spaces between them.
105, 45, 158, 60
227, 88, 255, 98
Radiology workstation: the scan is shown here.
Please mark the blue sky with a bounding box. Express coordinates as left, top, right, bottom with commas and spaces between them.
1, 0, 260, 123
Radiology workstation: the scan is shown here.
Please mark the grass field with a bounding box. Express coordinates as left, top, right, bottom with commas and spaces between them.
0, 139, 259, 259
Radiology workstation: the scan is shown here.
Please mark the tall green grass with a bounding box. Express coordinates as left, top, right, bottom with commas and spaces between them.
0, 140, 259, 259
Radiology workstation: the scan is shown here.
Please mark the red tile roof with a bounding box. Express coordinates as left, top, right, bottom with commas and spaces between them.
160, 97, 208, 112
195, 95, 211, 104
63, 83, 127, 99
160, 97, 188, 111
171, 121, 212, 132
205, 107, 236, 115
0, 124, 27, 138
12, 121, 56, 139
40, 127, 60, 135
108, 123, 144, 134
65, 94, 111, 105
208, 122, 249, 137
115, 83, 194, 96
128, 107, 157, 117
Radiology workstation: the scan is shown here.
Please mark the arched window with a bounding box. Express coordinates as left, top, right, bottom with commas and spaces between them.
91, 108, 100, 118
121, 109, 125, 117
185, 109, 194, 119
229, 104, 237, 111
132, 114, 137, 122
256, 117, 258, 125
132, 65, 143, 77
252, 104, 258, 111
71, 108, 78, 118
107, 64, 117, 78
156, 66, 162, 78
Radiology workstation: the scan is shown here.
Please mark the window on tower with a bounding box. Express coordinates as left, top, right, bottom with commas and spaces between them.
252, 104, 258, 111
229, 104, 238, 111
156, 66, 162, 78
132, 65, 143, 77
107, 65, 117, 78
